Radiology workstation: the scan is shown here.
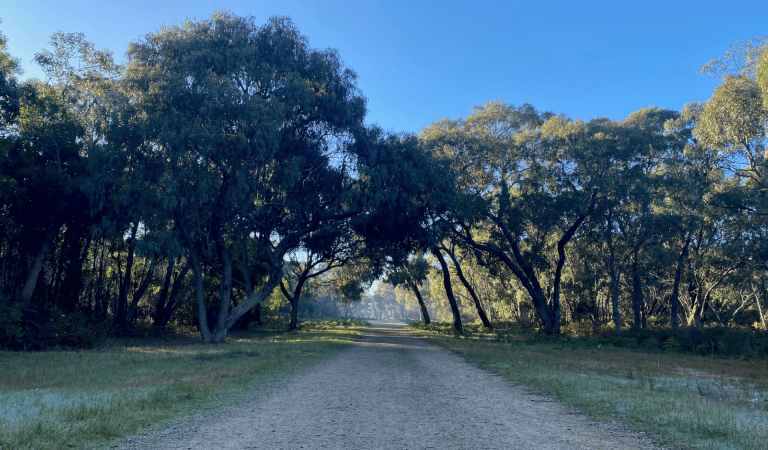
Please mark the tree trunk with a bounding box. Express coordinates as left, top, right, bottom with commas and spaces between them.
408, 281, 430, 325
177, 217, 213, 344
58, 225, 91, 311
444, 247, 491, 329
239, 236, 262, 326
125, 256, 158, 327
153, 258, 176, 326
115, 222, 139, 326
458, 230, 555, 333
553, 199, 594, 334
631, 246, 645, 330
756, 281, 766, 329
21, 224, 60, 308
281, 276, 307, 331
670, 232, 691, 329
606, 210, 621, 335
432, 247, 462, 334
156, 261, 191, 327
209, 252, 284, 343
210, 178, 234, 341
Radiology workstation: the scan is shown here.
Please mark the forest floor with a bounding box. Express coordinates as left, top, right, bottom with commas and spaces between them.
121, 321, 666, 450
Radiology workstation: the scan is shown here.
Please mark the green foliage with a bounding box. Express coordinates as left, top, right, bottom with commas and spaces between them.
641, 338, 660, 352
0, 295, 22, 346
759, 48, 768, 108
0, 19, 20, 123
414, 320, 768, 360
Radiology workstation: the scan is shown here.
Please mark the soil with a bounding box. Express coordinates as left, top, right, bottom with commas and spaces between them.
121, 321, 667, 449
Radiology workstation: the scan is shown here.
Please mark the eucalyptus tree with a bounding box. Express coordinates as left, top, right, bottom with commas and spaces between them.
691, 37, 768, 326
0, 20, 19, 124
6, 82, 87, 309
0, 22, 21, 305
439, 242, 492, 328
124, 12, 441, 343
32, 31, 174, 327
696, 37, 768, 212
422, 102, 614, 334
123, 12, 370, 343
385, 256, 432, 324
0, 30, 111, 313
280, 223, 366, 330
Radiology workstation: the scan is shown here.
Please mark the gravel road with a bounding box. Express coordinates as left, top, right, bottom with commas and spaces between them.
122, 321, 665, 449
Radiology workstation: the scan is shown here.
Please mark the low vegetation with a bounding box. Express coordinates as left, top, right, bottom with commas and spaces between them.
0, 318, 365, 450
412, 321, 768, 450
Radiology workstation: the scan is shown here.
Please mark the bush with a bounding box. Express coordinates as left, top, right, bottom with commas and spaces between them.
613, 337, 639, 349
662, 337, 683, 353
0, 295, 23, 348
642, 338, 660, 351
411, 321, 768, 360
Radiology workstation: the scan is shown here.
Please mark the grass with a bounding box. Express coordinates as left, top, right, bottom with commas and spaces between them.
411, 322, 768, 450
0, 317, 366, 450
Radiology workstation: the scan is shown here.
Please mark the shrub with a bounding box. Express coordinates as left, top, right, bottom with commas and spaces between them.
662, 337, 683, 353
0, 295, 23, 348
642, 338, 660, 351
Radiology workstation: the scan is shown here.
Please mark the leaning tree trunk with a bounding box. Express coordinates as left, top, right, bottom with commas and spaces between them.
459, 231, 555, 333
154, 261, 191, 327
153, 258, 175, 326
432, 247, 462, 334
21, 223, 60, 308
444, 247, 491, 329
125, 256, 158, 327
408, 280, 430, 325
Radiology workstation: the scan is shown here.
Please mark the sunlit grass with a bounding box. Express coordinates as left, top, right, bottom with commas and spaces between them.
0, 317, 366, 450
413, 323, 768, 450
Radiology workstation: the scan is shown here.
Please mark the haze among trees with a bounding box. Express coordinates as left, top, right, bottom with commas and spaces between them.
1, 13, 767, 347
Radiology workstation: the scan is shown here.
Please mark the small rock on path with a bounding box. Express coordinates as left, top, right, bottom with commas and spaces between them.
124, 321, 665, 449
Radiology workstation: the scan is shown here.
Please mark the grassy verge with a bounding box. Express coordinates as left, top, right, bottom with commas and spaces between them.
0, 317, 366, 450
411, 322, 768, 450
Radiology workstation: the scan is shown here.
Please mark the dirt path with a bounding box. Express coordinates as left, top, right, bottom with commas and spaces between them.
123, 321, 665, 449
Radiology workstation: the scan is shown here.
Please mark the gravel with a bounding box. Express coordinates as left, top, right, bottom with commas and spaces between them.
121, 321, 666, 449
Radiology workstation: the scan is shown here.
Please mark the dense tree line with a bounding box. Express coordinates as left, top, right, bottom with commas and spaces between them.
0, 13, 437, 346
1, 14, 767, 347
392, 36, 768, 335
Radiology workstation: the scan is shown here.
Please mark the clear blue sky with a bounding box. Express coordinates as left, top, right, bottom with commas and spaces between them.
2, 1, 766, 133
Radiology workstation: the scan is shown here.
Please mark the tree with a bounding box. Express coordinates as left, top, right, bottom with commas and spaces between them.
124, 12, 367, 343
439, 243, 492, 328
385, 256, 432, 324
280, 223, 365, 330
422, 102, 603, 334
0, 19, 20, 124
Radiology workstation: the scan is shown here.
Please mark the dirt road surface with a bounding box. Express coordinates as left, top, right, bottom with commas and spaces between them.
122, 321, 665, 449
